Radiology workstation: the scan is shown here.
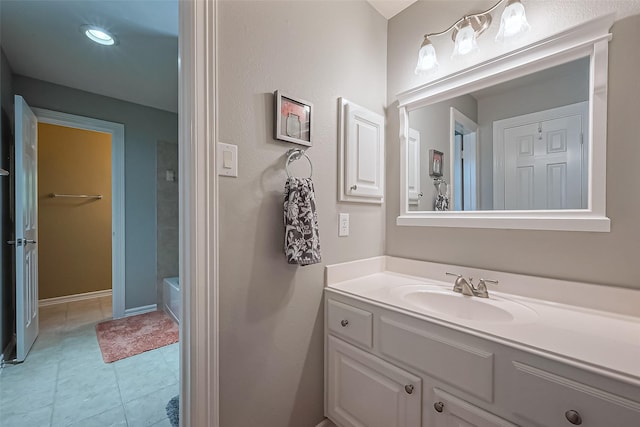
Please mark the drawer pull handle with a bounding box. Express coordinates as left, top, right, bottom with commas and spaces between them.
565, 410, 582, 425
340, 319, 349, 327
404, 384, 414, 394
433, 401, 444, 413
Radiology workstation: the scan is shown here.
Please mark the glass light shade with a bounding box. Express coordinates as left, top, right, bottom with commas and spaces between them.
452, 22, 478, 58
415, 40, 439, 74
496, 0, 530, 42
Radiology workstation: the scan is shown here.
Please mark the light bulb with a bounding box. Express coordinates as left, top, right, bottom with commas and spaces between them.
81, 25, 117, 46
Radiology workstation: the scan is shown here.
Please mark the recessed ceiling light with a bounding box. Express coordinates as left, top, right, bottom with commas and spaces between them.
81, 25, 117, 46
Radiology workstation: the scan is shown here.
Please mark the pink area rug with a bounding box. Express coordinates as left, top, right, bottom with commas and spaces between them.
95, 311, 178, 363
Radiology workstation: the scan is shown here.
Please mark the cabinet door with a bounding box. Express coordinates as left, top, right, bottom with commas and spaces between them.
327, 336, 421, 427
431, 388, 517, 427
345, 103, 385, 200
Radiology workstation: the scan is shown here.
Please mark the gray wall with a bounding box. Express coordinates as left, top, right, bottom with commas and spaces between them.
387, 3, 640, 289
475, 58, 590, 209
13, 76, 178, 309
218, 1, 387, 425
409, 95, 477, 210
156, 141, 178, 308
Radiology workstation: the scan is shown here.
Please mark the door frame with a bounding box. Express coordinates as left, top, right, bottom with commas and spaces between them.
179, 0, 219, 425
32, 108, 126, 319
449, 107, 479, 211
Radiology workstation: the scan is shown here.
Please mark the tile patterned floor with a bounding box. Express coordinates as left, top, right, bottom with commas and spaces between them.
0, 297, 179, 427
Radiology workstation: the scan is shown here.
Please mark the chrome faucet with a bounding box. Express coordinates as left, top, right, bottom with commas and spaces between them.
445, 272, 475, 296
446, 273, 499, 298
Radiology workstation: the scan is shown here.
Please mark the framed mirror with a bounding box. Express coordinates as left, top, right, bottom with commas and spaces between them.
397, 14, 614, 232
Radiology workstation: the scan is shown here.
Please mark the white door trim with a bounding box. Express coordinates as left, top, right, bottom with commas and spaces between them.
179, 0, 219, 426
32, 108, 126, 319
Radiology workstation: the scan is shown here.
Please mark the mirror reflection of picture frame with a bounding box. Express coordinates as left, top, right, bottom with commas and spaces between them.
429, 149, 443, 177
274, 90, 313, 147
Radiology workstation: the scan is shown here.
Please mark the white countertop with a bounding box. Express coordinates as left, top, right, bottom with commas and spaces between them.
325, 257, 640, 386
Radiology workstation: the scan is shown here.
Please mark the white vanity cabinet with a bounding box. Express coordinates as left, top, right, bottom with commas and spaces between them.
324, 291, 640, 427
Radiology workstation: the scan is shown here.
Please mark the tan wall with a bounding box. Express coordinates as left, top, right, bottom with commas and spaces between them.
386, 3, 640, 289
218, 1, 387, 426
38, 123, 112, 299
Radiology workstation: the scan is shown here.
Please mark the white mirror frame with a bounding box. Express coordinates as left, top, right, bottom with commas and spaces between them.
397, 14, 614, 232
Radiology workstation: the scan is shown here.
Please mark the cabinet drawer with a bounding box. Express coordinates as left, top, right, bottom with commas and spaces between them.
431, 388, 517, 427
379, 316, 494, 402
327, 299, 373, 348
511, 361, 640, 427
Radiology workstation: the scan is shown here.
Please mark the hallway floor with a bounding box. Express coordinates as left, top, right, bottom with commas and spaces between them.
0, 296, 178, 426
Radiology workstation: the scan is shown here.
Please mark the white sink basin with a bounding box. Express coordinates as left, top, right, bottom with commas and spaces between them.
391, 285, 538, 324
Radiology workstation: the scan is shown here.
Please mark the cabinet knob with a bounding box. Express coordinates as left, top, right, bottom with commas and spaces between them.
404, 384, 414, 394
433, 401, 444, 413
340, 319, 349, 327
565, 410, 582, 425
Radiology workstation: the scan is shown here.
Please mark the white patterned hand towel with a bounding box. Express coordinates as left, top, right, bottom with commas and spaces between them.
283, 177, 321, 266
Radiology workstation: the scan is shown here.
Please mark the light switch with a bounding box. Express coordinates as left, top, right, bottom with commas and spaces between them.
217, 143, 238, 177
339, 213, 349, 237
223, 150, 233, 169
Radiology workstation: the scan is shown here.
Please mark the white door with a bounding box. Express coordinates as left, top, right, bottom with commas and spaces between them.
14, 95, 39, 362
407, 128, 421, 206
494, 102, 587, 210
345, 103, 385, 200
431, 388, 517, 427
327, 336, 422, 427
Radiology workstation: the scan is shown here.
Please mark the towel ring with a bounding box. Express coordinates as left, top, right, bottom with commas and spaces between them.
285, 149, 313, 178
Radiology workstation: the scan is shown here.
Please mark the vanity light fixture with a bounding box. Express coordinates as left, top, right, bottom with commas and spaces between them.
81, 25, 117, 46
415, 0, 530, 74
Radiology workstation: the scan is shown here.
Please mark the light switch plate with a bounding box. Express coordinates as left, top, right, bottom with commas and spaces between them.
217, 143, 238, 177
339, 213, 349, 237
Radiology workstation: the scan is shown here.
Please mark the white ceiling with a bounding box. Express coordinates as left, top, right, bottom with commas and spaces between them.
367, 0, 418, 19
1, 0, 179, 113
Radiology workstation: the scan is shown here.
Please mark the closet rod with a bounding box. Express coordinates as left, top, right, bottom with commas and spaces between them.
49, 193, 103, 200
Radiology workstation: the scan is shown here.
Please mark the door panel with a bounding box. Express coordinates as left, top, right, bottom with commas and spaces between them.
503, 115, 583, 210
327, 336, 422, 427
15, 95, 39, 362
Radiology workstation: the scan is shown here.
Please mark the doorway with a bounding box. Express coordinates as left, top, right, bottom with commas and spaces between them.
35, 109, 125, 319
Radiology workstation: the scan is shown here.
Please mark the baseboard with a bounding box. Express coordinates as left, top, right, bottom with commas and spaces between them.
124, 304, 158, 317
39, 289, 112, 307
316, 419, 337, 427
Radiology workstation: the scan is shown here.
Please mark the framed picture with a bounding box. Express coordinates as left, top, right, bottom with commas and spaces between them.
274, 90, 313, 147
429, 149, 444, 177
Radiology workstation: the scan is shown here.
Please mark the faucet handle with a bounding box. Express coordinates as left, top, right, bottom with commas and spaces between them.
445, 272, 462, 278
474, 278, 499, 298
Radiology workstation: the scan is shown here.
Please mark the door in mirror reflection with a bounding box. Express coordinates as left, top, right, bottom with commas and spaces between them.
494, 102, 588, 210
